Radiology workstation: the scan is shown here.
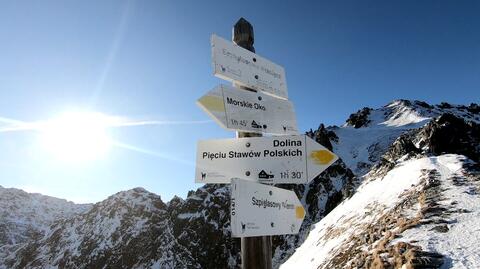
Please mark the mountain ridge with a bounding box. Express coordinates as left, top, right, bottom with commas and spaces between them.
1, 99, 478, 269
282, 101, 479, 268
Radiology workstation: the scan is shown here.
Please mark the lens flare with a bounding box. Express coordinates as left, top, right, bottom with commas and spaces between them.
39, 111, 113, 162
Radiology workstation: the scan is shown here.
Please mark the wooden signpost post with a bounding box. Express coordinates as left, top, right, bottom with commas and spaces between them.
232, 18, 272, 269
195, 18, 337, 269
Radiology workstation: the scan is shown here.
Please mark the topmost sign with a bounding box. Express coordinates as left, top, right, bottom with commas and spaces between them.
211, 34, 288, 99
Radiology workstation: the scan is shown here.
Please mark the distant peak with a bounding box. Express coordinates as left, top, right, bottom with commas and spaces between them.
385, 99, 433, 109
103, 187, 164, 207
131, 187, 148, 193
385, 99, 412, 107
109, 187, 156, 198
345, 99, 479, 129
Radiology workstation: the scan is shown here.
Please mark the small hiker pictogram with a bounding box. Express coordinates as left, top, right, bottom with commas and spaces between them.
251, 120, 262, 129
258, 170, 274, 179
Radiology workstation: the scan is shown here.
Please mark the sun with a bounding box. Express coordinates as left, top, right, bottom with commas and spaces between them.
39, 111, 113, 162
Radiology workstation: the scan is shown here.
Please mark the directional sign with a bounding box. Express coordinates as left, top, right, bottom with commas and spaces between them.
195, 135, 338, 184
230, 178, 305, 237
211, 34, 288, 99
197, 84, 298, 135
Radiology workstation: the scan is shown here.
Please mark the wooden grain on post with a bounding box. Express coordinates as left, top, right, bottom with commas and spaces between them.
233, 17, 273, 269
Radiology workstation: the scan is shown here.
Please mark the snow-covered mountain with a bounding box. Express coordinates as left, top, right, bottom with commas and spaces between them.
331, 100, 479, 176
0, 186, 91, 263
6, 188, 200, 268
282, 154, 479, 268
0, 100, 478, 269
283, 102, 479, 268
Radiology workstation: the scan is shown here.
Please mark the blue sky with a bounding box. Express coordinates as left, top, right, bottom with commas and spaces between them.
0, 0, 479, 203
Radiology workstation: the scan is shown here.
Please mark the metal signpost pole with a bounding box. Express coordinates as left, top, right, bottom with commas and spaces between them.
233, 17, 272, 269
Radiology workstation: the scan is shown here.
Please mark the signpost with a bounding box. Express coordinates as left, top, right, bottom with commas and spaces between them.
230, 18, 272, 269
197, 84, 298, 134
195, 135, 338, 184
211, 34, 288, 99
230, 178, 305, 237
195, 18, 338, 269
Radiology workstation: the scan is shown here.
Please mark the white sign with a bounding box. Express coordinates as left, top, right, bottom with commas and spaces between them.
211, 34, 288, 99
197, 84, 298, 135
230, 178, 305, 237
195, 135, 338, 184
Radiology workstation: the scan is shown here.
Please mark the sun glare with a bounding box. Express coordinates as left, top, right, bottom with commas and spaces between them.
39, 111, 113, 162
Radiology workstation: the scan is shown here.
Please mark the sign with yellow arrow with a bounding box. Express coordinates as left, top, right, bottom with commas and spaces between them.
195, 135, 338, 184
197, 84, 298, 134
231, 178, 305, 237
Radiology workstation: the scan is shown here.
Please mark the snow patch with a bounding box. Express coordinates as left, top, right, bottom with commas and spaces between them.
281, 156, 452, 269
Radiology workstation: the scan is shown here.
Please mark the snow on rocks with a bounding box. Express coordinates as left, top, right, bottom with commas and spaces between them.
0, 186, 90, 245
0, 186, 91, 266
392, 156, 480, 268
282, 154, 478, 269
3, 188, 200, 269
332, 100, 479, 176
282, 156, 439, 268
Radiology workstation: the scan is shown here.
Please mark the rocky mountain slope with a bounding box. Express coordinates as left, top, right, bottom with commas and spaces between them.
0, 100, 478, 269
330, 100, 479, 176
283, 154, 479, 268
6, 188, 200, 269
0, 186, 90, 263
283, 102, 479, 268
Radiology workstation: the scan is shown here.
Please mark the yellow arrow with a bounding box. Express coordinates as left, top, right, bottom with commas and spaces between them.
309, 149, 336, 165
198, 95, 225, 112
295, 206, 305, 219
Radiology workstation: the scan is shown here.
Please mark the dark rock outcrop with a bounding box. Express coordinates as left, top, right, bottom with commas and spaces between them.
371, 112, 479, 179
170, 185, 238, 269
467, 103, 480, 114
306, 124, 338, 151
346, 107, 372, 128
418, 113, 480, 162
